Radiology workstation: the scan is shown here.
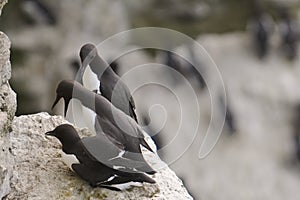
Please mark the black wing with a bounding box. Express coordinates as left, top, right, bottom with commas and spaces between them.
81, 133, 155, 174
72, 163, 116, 187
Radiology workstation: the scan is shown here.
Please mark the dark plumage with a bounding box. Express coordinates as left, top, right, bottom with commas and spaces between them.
164, 50, 183, 85
251, 2, 273, 59
164, 49, 206, 90
279, 8, 298, 60
186, 45, 206, 90
78, 43, 138, 122
52, 80, 156, 174
21, 0, 57, 25
46, 124, 155, 190
110, 60, 120, 75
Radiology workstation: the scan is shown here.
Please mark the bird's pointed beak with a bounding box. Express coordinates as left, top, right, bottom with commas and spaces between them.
51, 95, 61, 110
51, 94, 71, 117
45, 130, 55, 136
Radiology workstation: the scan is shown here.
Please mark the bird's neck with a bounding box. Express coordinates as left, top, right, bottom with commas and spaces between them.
90, 56, 115, 79
72, 83, 112, 118
60, 138, 81, 154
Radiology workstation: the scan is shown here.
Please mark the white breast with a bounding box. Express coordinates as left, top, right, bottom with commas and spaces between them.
61, 152, 80, 171
82, 65, 100, 93
80, 65, 101, 134
82, 106, 97, 134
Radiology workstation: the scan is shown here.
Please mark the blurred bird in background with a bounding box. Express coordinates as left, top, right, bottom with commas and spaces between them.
248, 1, 274, 59
278, 6, 299, 61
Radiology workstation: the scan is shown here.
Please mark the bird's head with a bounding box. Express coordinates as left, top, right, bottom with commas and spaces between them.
52, 80, 75, 116
79, 43, 97, 63
77, 43, 98, 83
46, 124, 81, 148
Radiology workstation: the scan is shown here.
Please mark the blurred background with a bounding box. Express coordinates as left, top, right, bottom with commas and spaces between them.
1, 0, 300, 199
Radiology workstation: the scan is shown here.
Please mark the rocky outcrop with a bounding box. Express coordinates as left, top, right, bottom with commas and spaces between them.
0, 31, 17, 198
5, 113, 193, 200
0, 39, 192, 199
0, 1, 193, 198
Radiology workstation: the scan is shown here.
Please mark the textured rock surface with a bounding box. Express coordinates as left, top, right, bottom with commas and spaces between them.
0, 29, 17, 199
5, 113, 192, 200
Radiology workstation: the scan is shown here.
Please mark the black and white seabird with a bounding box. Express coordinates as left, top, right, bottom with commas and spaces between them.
248, 1, 273, 59
77, 43, 138, 122
21, 0, 57, 25
52, 80, 156, 174
279, 7, 298, 60
46, 124, 155, 190
163, 49, 206, 90
163, 50, 183, 85
185, 45, 206, 90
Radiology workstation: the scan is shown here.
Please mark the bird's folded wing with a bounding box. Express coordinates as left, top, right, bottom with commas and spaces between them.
72, 163, 113, 184
81, 134, 152, 173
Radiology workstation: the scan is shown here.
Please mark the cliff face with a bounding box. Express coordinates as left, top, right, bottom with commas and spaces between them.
0, 31, 192, 200
5, 113, 192, 200
0, 30, 17, 198
0, 5, 15, 198
0, 2, 193, 199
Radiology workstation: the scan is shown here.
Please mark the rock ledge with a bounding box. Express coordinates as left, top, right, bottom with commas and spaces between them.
5, 113, 193, 200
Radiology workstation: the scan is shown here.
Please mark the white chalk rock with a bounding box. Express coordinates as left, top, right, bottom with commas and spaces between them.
6, 113, 193, 200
